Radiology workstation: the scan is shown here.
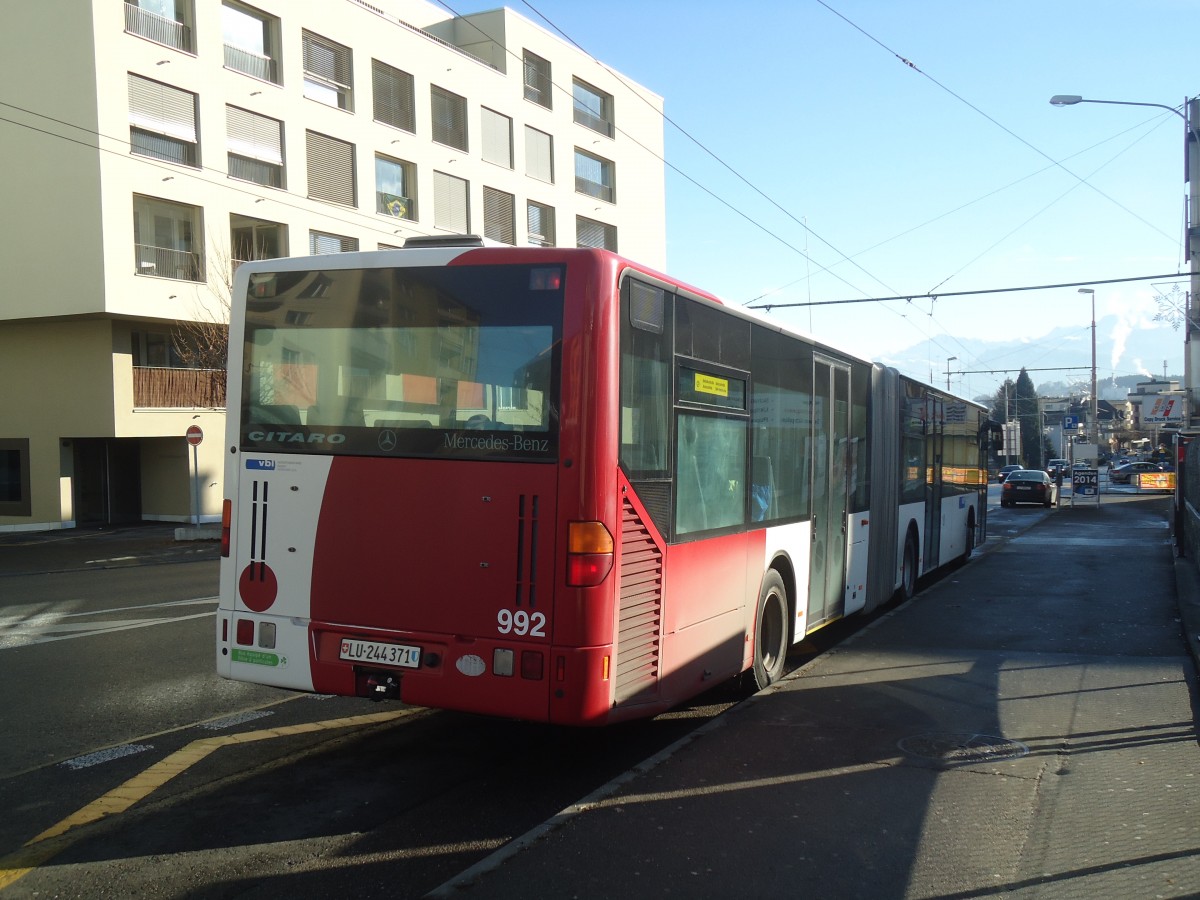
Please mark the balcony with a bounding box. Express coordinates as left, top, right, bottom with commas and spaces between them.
124, 3, 193, 53
135, 245, 203, 281
134, 367, 225, 409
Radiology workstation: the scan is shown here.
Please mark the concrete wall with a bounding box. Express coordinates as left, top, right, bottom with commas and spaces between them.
0, 320, 116, 528
0, 1, 106, 321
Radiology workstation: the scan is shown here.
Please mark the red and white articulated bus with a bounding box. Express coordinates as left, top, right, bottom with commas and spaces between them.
216, 237, 990, 725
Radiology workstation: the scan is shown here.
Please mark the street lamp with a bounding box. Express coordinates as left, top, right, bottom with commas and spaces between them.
1051, 92, 1200, 428
1049, 95, 1194, 135
945, 356, 957, 391
1078, 288, 1098, 450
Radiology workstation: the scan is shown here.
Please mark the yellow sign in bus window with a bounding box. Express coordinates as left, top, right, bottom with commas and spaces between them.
694, 373, 729, 398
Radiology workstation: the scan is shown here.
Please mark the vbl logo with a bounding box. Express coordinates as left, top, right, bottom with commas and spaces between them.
246, 458, 276, 470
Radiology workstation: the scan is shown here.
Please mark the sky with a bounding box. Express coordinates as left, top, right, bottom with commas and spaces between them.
440, 0, 1198, 402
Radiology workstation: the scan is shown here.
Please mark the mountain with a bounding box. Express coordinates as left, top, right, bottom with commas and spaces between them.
879, 315, 1183, 402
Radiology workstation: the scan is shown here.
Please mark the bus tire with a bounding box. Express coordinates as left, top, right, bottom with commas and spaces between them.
752, 570, 789, 691
900, 531, 919, 600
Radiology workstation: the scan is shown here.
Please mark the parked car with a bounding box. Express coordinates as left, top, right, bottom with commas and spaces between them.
1109, 461, 1164, 485
1001, 469, 1057, 507
997, 464, 1023, 483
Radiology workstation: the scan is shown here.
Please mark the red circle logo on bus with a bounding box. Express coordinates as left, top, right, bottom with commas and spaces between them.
239, 563, 279, 612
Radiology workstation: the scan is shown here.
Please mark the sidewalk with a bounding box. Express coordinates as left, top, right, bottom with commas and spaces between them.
435, 495, 1200, 898
0, 523, 218, 576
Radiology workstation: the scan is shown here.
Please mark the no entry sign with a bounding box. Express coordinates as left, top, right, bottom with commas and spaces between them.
186, 424, 204, 446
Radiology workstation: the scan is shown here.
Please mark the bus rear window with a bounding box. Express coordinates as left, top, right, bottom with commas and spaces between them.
239, 264, 562, 462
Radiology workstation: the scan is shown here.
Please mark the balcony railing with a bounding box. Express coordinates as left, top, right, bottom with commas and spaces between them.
224, 43, 279, 84
573, 104, 614, 138
124, 3, 193, 53
135, 244, 203, 281
228, 153, 283, 187
575, 176, 614, 203
134, 367, 225, 409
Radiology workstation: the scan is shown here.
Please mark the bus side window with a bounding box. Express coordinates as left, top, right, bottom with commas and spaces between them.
620, 278, 674, 536
675, 413, 746, 536
752, 454, 776, 522
676, 416, 707, 533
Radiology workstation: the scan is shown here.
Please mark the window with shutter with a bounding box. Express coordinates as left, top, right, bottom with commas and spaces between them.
306, 131, 356, 207
128, 73, 199, 166
226, 105, 283, 187
302, 31, 353, 110
524, 126, 553, 183
372, 59, 415, 132
522, 50, 552, 108
527, 201, 555, 246
481, 108, 513, 168
433, 171, 469, 232
576, 216, 616, 251
309, 230, 358, 254
431, 86, 468, 151
483, 187, 515, 245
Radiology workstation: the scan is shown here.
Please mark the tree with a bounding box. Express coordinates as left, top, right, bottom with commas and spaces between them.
1014, 368, 1041, 468
984, 372, 1042, 467
986, 378, 1018, 464
988, 378, 1017, 426
171, 242, 232, 407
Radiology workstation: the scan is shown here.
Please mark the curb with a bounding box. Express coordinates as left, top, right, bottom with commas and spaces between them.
174, 525, 220, 542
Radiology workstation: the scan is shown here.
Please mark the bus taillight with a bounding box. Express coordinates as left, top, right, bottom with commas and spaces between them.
566, 521, 614, 586
220, 499, 232, 558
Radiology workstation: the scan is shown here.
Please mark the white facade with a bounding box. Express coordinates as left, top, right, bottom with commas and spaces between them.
0, 0, 666, 532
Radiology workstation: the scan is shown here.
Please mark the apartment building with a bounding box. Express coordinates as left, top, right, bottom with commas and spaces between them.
0, 0, 666, 533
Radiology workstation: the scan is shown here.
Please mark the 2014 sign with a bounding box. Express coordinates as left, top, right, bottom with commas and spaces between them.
1073, 469, 1098, 496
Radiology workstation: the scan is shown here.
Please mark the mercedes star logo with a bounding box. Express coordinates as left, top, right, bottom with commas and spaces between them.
378, 430, 397, 451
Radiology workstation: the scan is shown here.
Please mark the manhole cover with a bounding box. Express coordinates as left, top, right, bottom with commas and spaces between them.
898, 732, 1030, 765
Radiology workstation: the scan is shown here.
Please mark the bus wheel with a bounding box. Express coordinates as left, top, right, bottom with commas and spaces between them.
900, 532, 919, 600
752, 570, 789, 691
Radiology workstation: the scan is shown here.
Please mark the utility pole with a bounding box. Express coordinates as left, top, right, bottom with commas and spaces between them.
1189, 98, 1200, 428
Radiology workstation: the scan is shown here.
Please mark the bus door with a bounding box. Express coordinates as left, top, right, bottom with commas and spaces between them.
924, 395, 944, 570
808, 357, 850, 628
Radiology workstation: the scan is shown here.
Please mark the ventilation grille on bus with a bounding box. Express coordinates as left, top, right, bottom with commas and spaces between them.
614, 497, 663, 706
630, 479, 670, 536
514, 494, 538, 607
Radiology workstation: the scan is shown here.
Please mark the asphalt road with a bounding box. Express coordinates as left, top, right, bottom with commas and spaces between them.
0, 534, 739, 897
1, 491, 1152, 897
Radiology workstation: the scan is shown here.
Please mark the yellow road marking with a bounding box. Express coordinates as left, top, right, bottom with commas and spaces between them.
0, 709, 410, 891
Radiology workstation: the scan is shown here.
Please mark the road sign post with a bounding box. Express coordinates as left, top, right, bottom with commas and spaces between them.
186, 425, 203, 525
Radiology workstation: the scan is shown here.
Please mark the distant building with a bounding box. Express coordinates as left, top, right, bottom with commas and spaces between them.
1128, 379, 1185, 430
0, 0, 666, 532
